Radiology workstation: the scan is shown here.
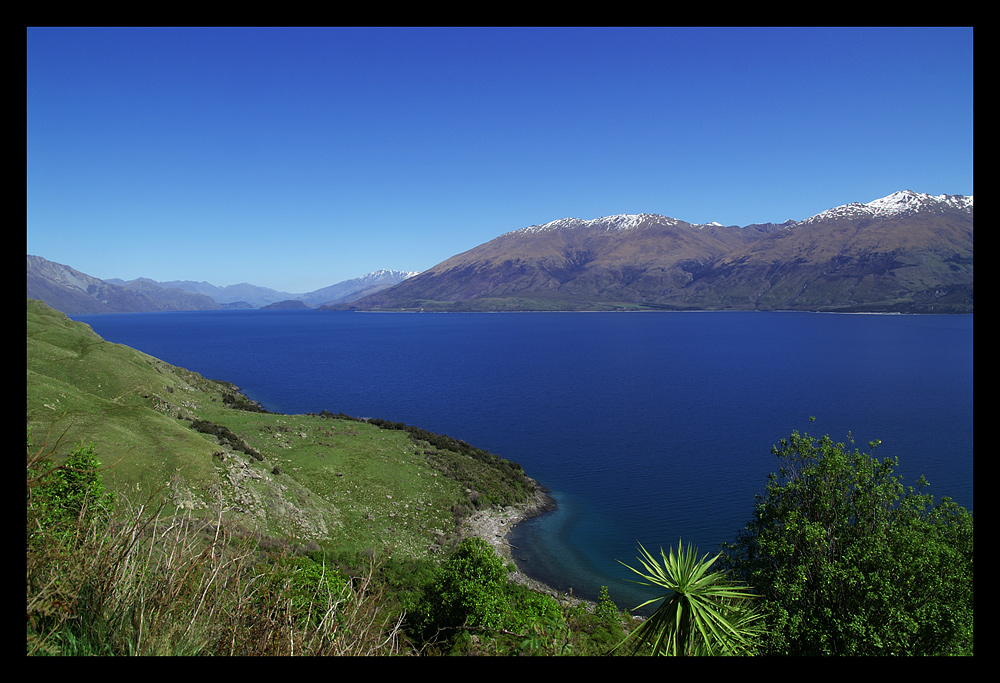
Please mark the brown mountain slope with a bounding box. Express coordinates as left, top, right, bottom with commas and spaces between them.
339, 191, 972, 313
680, 195, 973, 311
339, 214, 782, 311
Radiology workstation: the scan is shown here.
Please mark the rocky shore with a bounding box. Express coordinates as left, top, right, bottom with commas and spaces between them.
460, 481, 594, 609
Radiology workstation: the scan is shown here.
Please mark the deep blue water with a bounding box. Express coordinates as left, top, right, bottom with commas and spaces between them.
73, 309, 973, 609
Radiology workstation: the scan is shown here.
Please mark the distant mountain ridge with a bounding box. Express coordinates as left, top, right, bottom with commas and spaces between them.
134, 269, 418, 307
26, 256, 420, 315
26, 256, 223, 315
297, 270, 420, 306
27, 190, 972, 316
339, 190, 973, 313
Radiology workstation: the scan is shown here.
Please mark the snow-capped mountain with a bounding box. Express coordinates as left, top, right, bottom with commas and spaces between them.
354, 269, 421, 284
801, 190, 973, 225
302, 269, 420, 307
510, 213, 685, 235
29, 191, 973, 316
342, 190, 973, 314
509, 212, 739, 236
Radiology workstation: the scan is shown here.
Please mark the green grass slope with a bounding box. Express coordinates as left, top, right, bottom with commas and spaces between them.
26, 298, 536, 559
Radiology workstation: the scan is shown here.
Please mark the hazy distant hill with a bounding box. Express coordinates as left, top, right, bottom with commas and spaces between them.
27, 257, 421, 315
305, 269, 419, 306
339, 191, 973, 313
27, 256, 222, 315
145, 279, 294, 308
259, 299, 312, 310
147, 270, 418, 308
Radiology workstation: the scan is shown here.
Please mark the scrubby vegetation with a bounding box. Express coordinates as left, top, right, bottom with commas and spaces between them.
363, 418, 536, 509
26, 429, 634, 656
28, 436, 407, 655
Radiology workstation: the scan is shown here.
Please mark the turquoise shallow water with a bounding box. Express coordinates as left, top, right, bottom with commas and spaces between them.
74, 309, 974, 609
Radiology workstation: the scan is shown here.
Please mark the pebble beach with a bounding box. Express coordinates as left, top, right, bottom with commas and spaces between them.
460, 483, 593, 608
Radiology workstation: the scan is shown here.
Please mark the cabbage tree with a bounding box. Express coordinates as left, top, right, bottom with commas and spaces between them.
616, 540, 762, 656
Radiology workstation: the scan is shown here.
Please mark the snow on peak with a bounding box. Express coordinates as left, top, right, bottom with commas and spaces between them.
510, 213, 677, 236
865, 190, 973, 216
359, 269, 420, 282
802, 190, 973, 224
499, 191, 972, 239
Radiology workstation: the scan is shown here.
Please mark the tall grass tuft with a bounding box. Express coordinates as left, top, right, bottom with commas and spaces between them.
27, 434, 409, 656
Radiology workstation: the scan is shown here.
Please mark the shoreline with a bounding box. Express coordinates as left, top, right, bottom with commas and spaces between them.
459, 481, 595, 609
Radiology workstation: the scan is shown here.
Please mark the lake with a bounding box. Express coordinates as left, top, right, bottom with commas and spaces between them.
72, 309, 974, 609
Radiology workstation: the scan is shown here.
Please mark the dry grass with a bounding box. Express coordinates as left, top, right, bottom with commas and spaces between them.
27, 487, 411, 656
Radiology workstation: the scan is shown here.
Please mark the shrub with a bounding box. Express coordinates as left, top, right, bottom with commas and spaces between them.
271, 555, 350, 627
721, 425, 974, 655
414, 536, 512, 635
27, 435, 114, 540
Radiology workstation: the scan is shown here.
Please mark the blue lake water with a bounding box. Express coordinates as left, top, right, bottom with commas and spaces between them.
72, 309, 974, 609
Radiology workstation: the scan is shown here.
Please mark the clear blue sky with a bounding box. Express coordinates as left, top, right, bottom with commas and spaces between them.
27, 26, 974, 293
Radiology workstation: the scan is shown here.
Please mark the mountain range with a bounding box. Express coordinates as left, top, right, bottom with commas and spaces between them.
27, 190, 973, 316
334, 190, 973, 313
26, 256, 418, 315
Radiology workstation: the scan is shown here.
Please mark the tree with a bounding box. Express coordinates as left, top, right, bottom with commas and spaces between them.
616, 540, 764, 656
721, 423, 973, 655
410, 536, 564, 653
411, 536, 515, 638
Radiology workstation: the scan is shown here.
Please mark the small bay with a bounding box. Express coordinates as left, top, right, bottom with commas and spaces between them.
73, 309, 973, 609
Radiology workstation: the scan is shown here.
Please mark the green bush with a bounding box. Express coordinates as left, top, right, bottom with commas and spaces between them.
28, 437, 114, 539
505, 582, 561, 633
566, 588, 631, 656
594, 585, 619, 624
409, 536, 564, 652
414, 537, 511, 634
721, 424, 974, 655
272, 555, 350, 627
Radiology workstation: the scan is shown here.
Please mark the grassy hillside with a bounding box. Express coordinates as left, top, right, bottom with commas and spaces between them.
27, 299, 642, 657
26, 298, 535, 558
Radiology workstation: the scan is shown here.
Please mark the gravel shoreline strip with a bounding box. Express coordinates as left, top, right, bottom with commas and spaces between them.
459, 481, 593, 608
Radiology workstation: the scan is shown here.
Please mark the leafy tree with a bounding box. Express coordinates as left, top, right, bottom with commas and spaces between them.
616, 540, 764, 656
721, 423, 973, 655
412, 536, 512, 636
410, 536, 563, 651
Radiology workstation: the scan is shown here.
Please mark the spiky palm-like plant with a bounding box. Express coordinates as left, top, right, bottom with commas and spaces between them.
616, 540, 763, 656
